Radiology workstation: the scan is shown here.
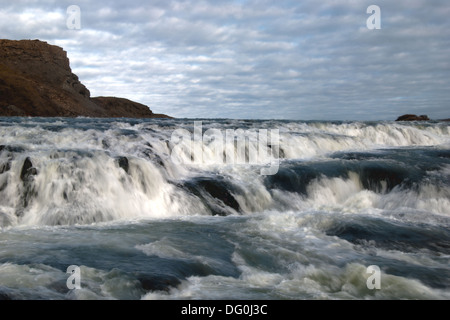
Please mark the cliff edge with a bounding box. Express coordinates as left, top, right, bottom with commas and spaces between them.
0, 39, 171, 118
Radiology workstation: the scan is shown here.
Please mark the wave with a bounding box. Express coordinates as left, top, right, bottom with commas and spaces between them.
0, 150, 208, 226
0, 119, 449, 226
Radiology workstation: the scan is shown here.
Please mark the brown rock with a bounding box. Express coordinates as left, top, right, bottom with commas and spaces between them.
0, 39, 171, 118
395, 114, 430, 121
91, 96, 172, 118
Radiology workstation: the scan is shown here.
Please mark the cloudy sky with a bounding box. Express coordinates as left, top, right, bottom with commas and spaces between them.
1, 0, 449, 120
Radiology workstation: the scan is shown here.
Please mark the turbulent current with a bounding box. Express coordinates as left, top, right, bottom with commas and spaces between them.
0, 117, 449, 300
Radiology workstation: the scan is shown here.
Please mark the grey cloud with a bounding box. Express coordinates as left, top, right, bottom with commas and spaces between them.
0, 0, 449, 120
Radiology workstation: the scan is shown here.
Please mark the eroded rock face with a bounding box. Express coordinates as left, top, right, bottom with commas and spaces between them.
62, 73, 91, 99
0, 39, 71, 78
0, 39, 171, 118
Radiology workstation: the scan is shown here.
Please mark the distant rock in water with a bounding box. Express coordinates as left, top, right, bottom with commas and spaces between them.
395, 114, 430, 121
0, 39, 171, 118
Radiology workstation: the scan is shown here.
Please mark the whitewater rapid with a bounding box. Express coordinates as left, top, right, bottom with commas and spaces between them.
0, 118, 448, 227
0, 117, 449, 300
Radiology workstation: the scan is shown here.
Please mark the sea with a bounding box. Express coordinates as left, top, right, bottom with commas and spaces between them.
0, 117, 449, 300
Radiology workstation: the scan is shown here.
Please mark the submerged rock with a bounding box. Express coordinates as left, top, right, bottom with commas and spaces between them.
0, 161, 11, 174
117, 156, 129, 174
19, 157, 38, 212
20, 157, 37, 182
183, 177, 241, 216
137, 274, 181, 292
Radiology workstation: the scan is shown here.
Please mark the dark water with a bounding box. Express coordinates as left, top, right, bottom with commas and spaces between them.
0, 117, 449, 299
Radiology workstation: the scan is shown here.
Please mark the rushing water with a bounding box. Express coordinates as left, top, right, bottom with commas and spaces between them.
0, 117, 449, 300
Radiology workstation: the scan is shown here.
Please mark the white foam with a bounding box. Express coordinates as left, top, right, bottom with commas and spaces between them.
6, 153, 208, 226
141, 253, 450, 300
136, 238, 191, 260
1, 120, 449, 226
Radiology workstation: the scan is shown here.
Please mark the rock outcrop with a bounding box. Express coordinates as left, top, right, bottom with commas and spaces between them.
92, 96, 170, 118
0, 39, 171, 118
395, 114, 430, 121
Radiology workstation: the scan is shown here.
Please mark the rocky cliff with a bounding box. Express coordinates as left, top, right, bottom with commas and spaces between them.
0, 39, 171, 118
